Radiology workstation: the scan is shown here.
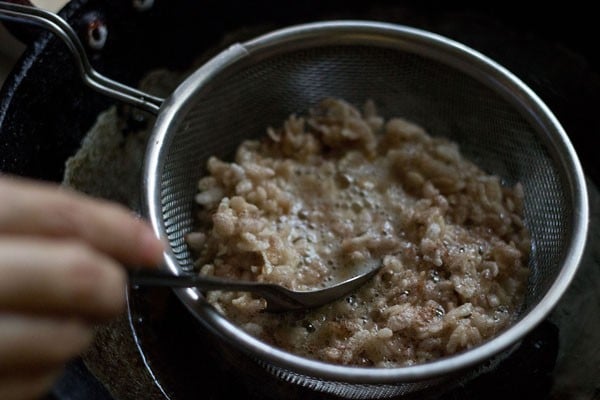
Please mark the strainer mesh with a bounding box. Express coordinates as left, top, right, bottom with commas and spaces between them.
158, 44, 572, 395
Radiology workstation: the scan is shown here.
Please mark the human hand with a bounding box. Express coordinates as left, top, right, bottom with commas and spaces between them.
0, 175, 165, 400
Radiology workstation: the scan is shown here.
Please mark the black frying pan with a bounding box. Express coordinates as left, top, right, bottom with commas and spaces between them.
1, 1, 599, 399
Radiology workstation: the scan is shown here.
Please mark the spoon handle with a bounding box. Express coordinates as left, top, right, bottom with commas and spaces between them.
128, 269, 305, 312
128, 269, 277, 292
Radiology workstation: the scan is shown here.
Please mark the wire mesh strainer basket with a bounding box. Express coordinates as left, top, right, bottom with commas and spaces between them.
141, 20, 588, 398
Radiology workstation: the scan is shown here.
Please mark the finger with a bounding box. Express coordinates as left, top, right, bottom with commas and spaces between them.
0, 369, 63, 400
0, 238, 127, 319
0, 315, 91, 373
0, 176, 164, 267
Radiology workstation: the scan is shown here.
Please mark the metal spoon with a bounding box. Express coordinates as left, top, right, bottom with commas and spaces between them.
129, 262, 382, 312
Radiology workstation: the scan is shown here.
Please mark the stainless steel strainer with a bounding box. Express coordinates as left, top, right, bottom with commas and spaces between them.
143, 21, 589, 398
0, 3, 589, 398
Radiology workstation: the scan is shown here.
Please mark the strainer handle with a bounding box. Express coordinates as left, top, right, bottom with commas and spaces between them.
0, 2, 164, 114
